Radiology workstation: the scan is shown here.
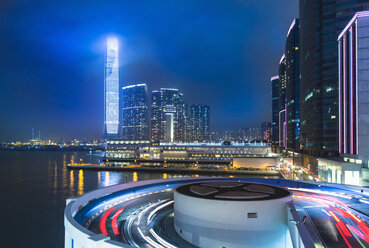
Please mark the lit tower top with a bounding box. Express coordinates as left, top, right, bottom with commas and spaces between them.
104, 37, 120, 138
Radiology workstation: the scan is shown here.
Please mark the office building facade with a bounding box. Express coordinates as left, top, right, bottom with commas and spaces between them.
299, 0, 369, 156
286, 19, 300, 151
104, 37, 120, 139
338, 11, 369, 165
121, 84, 149, 140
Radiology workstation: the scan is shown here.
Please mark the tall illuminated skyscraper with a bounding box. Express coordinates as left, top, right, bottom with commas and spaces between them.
278, 54, 287, 149
104, 37, 120, 139
286, 19, 300, 151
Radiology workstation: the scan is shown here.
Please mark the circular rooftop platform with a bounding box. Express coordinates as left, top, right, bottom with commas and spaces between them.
174, 181, 293, 248
176, 180, 290, 201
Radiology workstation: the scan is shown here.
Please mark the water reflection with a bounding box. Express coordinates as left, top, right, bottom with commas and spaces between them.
105, 171, 110, 186
69, 170, 74, 196
53, 163, 57, 195
0, 150, 282, 248
62, 154, 67, 189
78, 169, 84, 195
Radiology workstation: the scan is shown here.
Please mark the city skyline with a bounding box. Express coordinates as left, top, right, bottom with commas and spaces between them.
0, 0, 298, 141
3, 1, 369, 248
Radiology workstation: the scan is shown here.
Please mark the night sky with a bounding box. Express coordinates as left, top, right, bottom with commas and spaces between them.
0, 0, 298, 141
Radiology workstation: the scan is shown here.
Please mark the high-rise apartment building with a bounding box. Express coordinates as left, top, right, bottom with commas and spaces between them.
224, 130, 235, 142
188, 105, 210, 142
121, 84, 149, 140
248, 127, 262, 141
104, 37, 120, 139
286, 19, 300, 151
261, 122, 271, 141
299, 0, 369, 156
210, 131, 221, 142
150, 88, 186, 142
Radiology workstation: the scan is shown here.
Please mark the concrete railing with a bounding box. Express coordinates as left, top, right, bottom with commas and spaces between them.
287, 201, 322, 248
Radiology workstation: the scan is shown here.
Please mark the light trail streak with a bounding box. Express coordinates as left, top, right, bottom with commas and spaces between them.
138, 227, 165, 248
112, 207, 124, 235
99, 207, 115, 235
328, 210, 341, 223
147, 200, 174, 225
111, 198, 139, 235
294, 189, 369, 247
126, 214, 140, 247
346, 225, 366, 247
359, 199, 369, 205
335, 223, 352, 248
136, 202, 162, 225
289, 187, 353, 200
86, 188, 171, 226
149, 228, 178, 248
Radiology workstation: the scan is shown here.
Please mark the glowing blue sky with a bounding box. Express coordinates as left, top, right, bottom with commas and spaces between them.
0, 0, 298, 140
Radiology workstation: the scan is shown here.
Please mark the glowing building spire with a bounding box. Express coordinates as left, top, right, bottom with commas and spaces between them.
104, 37, 120, 138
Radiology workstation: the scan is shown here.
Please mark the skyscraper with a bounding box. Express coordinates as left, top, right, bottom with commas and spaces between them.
286, 19, 300, 151
150, 88, 186, 142
299, 0, 369, 156
165, 113, 174, 142
121, 84, 149, 140
279, 54, 287, 149
188, 105, 210, 142
150, 90, 162, 141
271, 75, 280, 149
338, 11, 369, 164
104, 37, 120, 139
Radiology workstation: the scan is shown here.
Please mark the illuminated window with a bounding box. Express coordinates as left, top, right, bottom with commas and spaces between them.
304, 92, 313, 102
325, 87, 334, 92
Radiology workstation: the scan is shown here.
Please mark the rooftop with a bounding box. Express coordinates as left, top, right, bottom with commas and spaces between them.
175, 181, 291, 201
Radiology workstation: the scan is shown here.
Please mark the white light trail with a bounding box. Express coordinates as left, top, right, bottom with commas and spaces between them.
147, 200, 174, 225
